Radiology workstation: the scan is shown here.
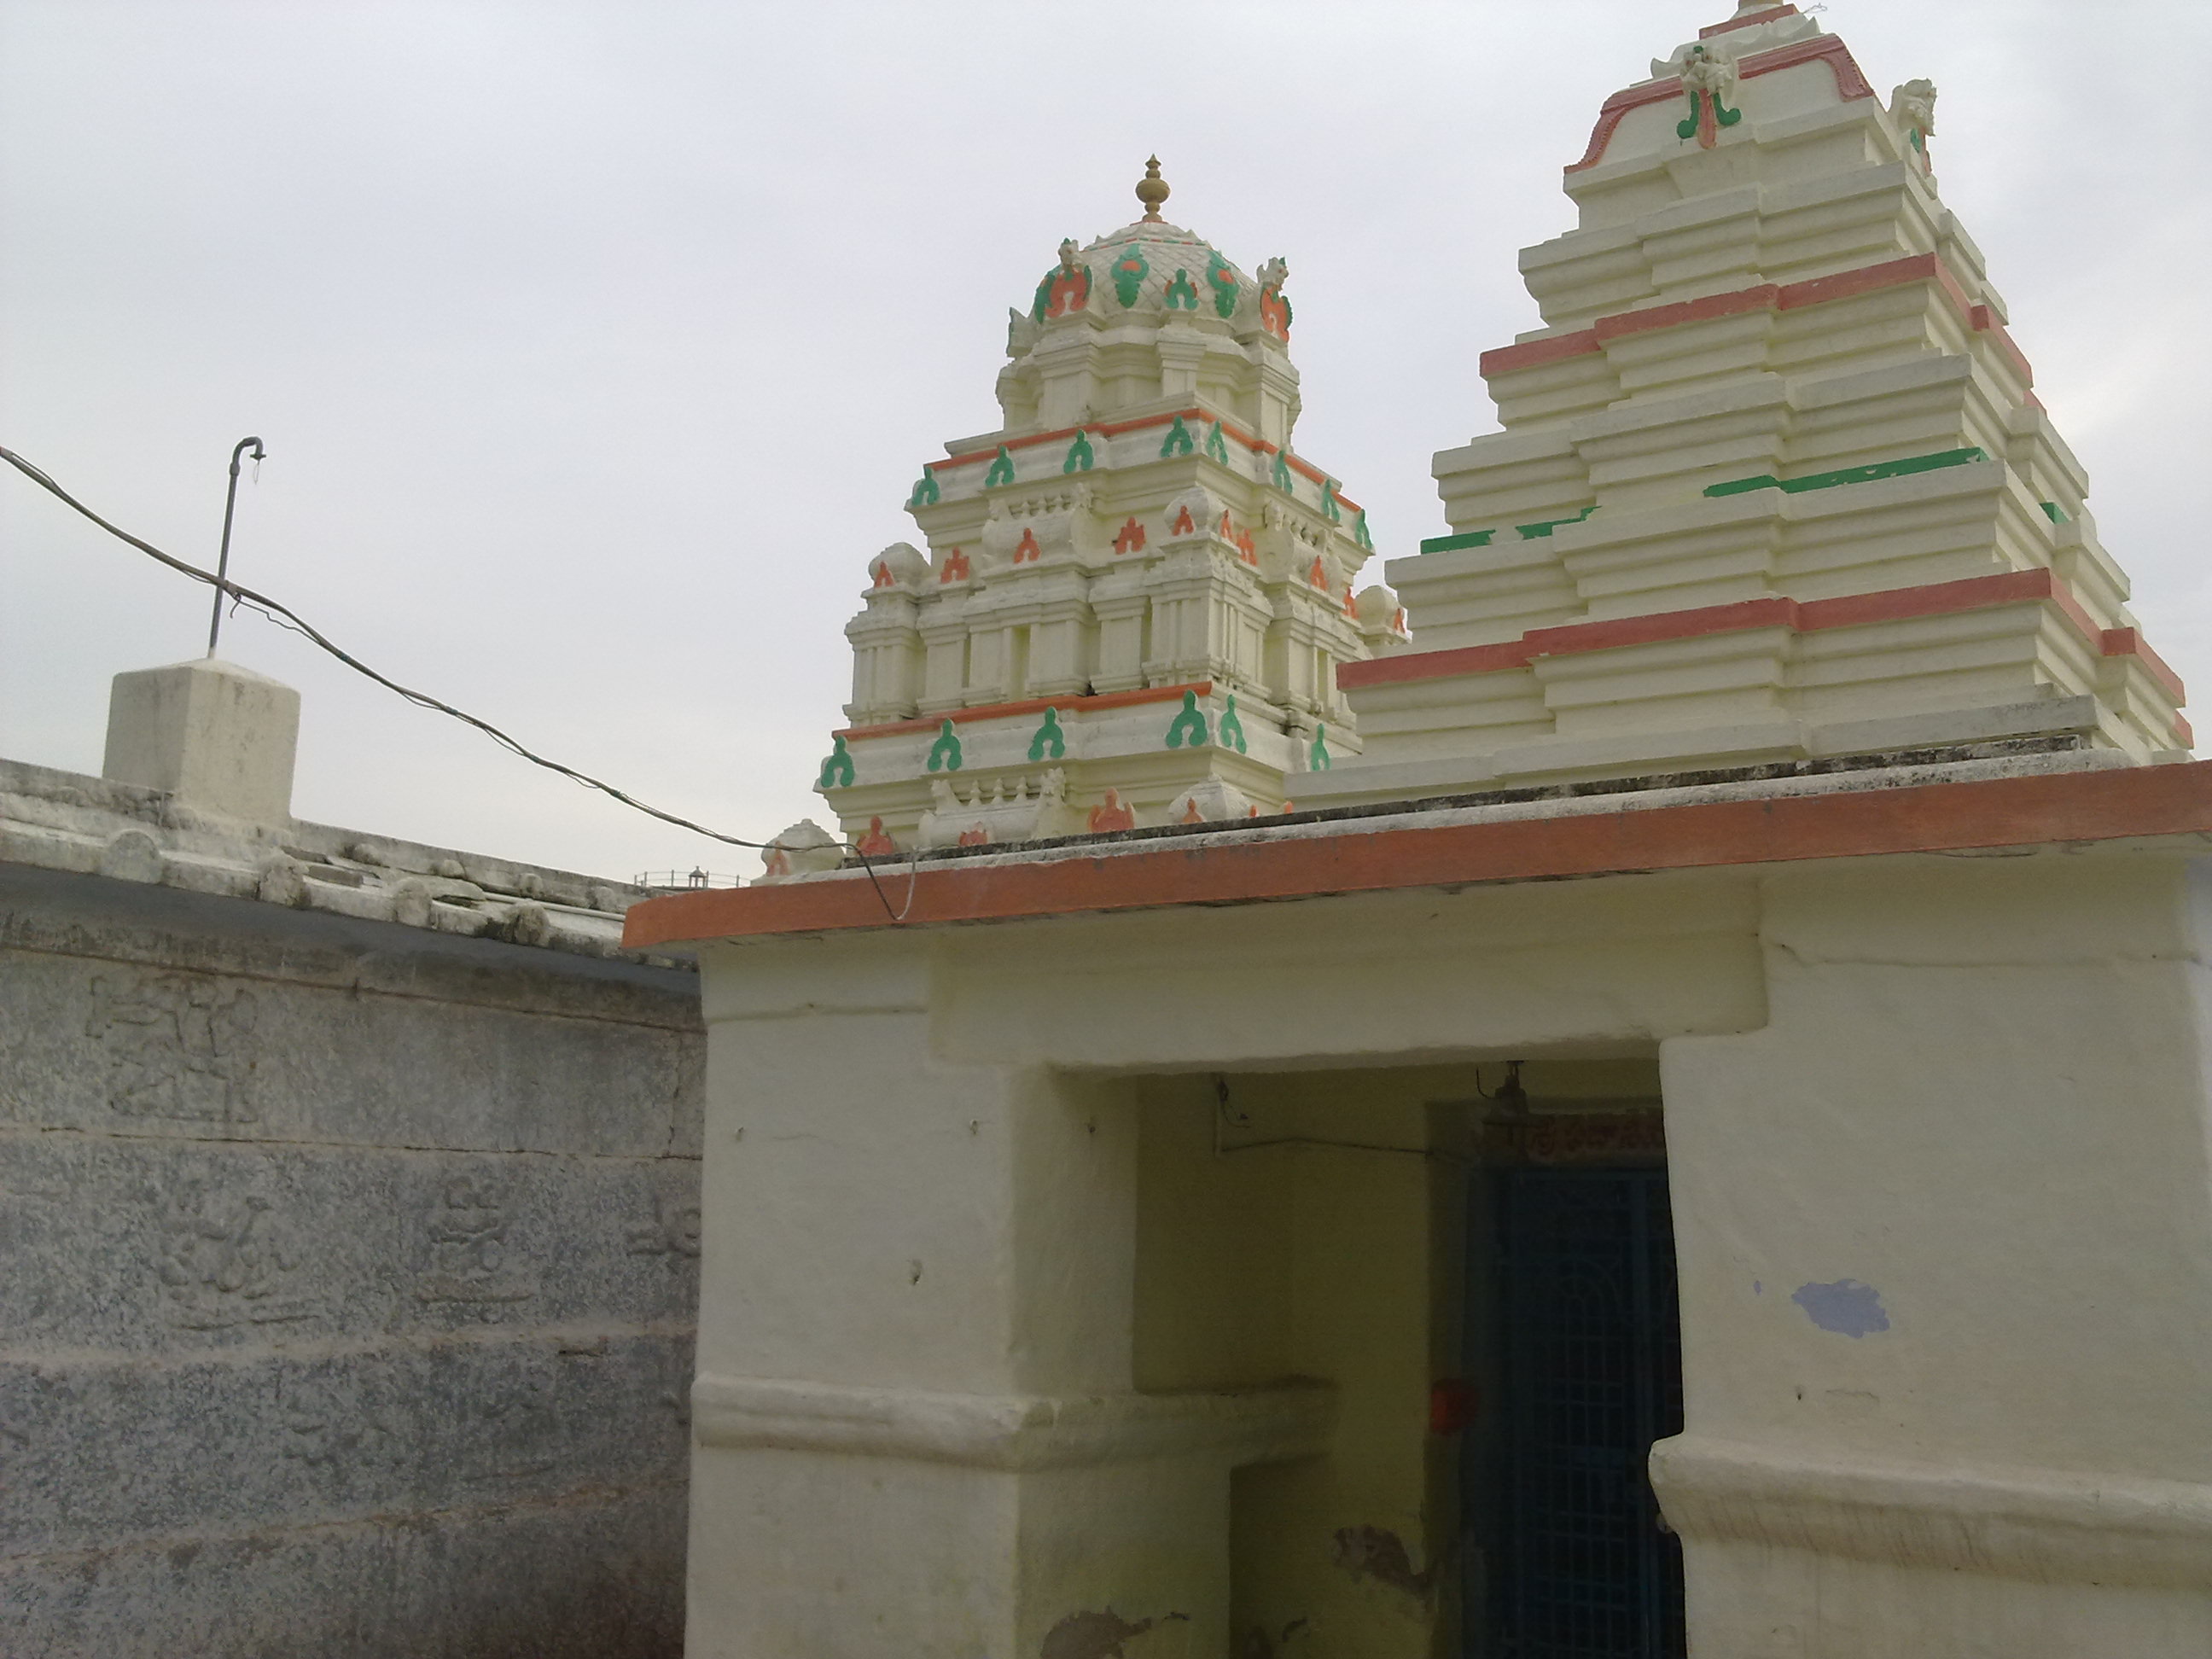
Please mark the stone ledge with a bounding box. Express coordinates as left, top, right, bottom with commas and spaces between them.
691, 1373, 1336, 1471
0, 758, 681, 969
1652, 1435, 2212, 1589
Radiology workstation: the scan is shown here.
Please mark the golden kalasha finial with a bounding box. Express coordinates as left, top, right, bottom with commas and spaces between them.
1136, 155, 1170, 224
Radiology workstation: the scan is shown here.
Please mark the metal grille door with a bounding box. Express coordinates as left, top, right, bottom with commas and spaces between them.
1493, 1168, 1685, 1658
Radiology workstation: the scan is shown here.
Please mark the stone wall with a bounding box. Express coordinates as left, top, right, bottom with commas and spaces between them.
0, 861, 703, 1658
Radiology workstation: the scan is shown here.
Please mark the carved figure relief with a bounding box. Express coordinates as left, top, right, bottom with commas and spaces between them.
462, 1369, 559, 1481
157, 1186, 309, 1329
1256, 255, 1292, 341
1893, 79, 1937, 168
88, 972, 260, 1124
282, 1361, 406, 1493
1678, 44, 1744, 148
1032, 239, 1093, 323
627, 1187, 703, 1260
415, 1173, 534, 1306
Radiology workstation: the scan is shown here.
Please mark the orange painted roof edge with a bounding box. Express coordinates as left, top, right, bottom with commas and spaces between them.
624, 760, 2212, 948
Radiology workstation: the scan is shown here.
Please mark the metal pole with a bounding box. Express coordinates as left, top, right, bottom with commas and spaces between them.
207, 435, 265, 658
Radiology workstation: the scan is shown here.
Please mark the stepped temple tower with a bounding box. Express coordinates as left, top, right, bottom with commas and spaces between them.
1299, 0, 2187, 808
812, 162, 1406, 854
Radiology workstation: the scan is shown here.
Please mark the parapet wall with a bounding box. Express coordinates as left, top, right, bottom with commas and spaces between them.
0, 851, 703, 1657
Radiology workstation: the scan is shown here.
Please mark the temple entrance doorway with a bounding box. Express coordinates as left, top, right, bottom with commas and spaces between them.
1481, 1163, 1686, 1658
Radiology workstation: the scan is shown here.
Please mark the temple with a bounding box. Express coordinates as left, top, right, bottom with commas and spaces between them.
815, 160, 1404, 853
635, 6, 2212, 1656
1300, 0, 2186, 806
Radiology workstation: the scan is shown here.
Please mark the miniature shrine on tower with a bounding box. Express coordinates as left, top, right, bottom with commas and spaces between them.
813, 160, 1406, 856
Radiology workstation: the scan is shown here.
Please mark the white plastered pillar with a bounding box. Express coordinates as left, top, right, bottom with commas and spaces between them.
684, 934, 1326, 1659
1656, 853, 2212, 1655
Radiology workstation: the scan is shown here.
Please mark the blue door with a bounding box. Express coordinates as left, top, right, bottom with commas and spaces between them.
1488, 1167, 1685, 1657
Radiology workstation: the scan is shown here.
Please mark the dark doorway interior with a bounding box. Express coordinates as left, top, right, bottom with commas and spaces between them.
1481, 1166, 1686, 1658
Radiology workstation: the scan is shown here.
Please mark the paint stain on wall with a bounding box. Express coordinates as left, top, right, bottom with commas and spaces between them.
1041, 1610, 1189, 1659
1791, 1278, 1889, 1338
1330, 1526, 1436, 1597
1242, 1617, 1311, 1657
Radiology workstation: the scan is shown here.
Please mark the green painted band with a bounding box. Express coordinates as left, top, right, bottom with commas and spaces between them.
2040, 500, 2070, 525
1516, 505, 1598, 539
1704, 447, 1989, 499
1418, 530, 1497, 554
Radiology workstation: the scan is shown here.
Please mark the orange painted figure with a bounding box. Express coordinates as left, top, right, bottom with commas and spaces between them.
1114, 518, 1147, 555
1255, 256, 1292, 341
871, 560, 897, 589
1087, 789, 1137, 833
939, 547, 971, 583
1014, 527, 1042, 563
1170, 504, 1196, 537
856, 817, 896, 857
1032, 239, 1093, 322
957, 824, 991, 847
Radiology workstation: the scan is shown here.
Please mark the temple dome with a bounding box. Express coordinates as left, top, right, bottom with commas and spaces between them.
1019, 161, 1284, 336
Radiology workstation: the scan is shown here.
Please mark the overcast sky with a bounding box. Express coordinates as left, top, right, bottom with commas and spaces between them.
4, 1, 2206, 882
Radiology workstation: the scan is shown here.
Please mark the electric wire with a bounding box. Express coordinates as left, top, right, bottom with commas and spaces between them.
1, 445, 918, 922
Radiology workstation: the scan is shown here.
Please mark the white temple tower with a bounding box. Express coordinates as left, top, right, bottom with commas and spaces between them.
1302, 0, 2189, 807
813, 161, 1406, 854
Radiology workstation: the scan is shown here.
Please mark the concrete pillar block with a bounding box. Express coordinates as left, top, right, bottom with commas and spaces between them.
102, 658, 300, 825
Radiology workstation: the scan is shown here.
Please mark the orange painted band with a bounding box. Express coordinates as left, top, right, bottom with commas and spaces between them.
835, 681, 1214, 742
624, 760, 2212, 946
2103, 629, 2188, 706
1336, 570, 2186, 704
1567, 34, 1877, 173
1480, 253, 2031, 386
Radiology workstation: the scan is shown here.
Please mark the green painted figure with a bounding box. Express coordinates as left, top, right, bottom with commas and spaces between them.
1110, 244, 1150, 307
1159, 416, 1196, 459
1164, 269, 1199, 310
1204, 250, 1239, 319
1307, 725, 1332, 772
1164, 690, 1210, 749
1219, 696, 1248, 755
818, 735, 855, 789
927, 720, 963, 773
1028, 707, 1067, 762
1205, 422, 1231, 464
1064, 429, 1095, 474
985, 446, 1016, 488
907, 472, 940, 509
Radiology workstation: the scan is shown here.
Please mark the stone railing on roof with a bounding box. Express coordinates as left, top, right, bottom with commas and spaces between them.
0, 757, 683, 968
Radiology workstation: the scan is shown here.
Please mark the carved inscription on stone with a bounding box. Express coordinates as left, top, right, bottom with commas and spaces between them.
87, 973, 260, 1124
415, 1174, 534, 1305
626, 1187, 702, 1260
158, 1187, 311, 1330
